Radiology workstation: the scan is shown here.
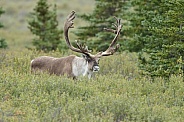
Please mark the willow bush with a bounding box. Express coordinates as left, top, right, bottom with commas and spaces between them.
0, 49, 184, 122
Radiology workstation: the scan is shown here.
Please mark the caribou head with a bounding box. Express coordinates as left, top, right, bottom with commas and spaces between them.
31, 11, 122, 79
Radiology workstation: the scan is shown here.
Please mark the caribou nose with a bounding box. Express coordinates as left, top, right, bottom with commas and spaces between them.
93, 66, 100, 72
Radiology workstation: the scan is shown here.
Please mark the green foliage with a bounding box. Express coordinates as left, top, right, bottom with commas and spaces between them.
125, 1, 151, 52
74, 0, 127, 52
1, 1, 184, 120
0, 7, 7, 49
131, 0, 184, 79
0, 50, 184, 121
0, 38, 8, 49
28, 0, 64, 52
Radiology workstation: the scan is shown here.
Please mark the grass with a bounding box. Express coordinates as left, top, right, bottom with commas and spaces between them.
0, 49, 184, 122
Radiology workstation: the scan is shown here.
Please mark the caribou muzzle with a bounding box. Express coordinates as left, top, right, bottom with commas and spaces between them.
93, 65, 100, 72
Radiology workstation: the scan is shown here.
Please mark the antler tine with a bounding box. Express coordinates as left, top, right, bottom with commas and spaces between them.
114, 16, 121, 24
104, 28, 117, 34
68, 10, 75, 18
77, 40, 91, 52
68, 11, 75, 22
112, 16, 118, 28
75, 40, 83, 50
112, 23, 118, 28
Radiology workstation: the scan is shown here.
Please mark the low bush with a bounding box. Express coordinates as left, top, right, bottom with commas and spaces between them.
0, 50, 183, 122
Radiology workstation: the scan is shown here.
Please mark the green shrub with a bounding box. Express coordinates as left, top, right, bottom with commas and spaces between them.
0, 50, 184, 122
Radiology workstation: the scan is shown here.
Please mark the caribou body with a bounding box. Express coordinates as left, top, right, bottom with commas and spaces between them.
31, 55, 100, 79
31, 11, 122, 79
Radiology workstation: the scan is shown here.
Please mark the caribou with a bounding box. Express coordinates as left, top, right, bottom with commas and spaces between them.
31, 11, 122, 79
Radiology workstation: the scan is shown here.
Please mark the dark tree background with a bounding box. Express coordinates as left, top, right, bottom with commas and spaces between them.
129, 0, 184, 79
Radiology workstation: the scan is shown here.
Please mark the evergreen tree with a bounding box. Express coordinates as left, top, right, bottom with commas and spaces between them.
124, 1, 149, 52
0, 7, 7, 49
131, 0, 184, 79
74, 0, 127, 51
28, 0, 63, 52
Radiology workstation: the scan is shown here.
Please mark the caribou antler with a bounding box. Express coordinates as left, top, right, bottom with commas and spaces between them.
64, 11, 122, 57
100, 17, 122, 56
64, 11, 91, 55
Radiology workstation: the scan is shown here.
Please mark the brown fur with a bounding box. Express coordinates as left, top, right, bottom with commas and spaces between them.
31, 55, 76, 77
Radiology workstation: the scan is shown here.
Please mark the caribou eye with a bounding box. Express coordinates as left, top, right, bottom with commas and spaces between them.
87, 57, 92, 62
87, 58, 94, 63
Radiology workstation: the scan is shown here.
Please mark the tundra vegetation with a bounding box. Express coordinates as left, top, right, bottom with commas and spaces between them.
0, 0, 184, 122
1, 50, 184, 122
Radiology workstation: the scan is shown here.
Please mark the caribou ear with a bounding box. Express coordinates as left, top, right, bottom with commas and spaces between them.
82, 54, 87, 59
82, 54, 91, 62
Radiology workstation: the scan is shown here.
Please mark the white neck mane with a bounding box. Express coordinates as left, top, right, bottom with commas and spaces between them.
72, 56, 92, 78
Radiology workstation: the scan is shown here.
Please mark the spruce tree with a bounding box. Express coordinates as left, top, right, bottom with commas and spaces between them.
131, 0, 184, 79
123, 1, 149, 52
28, 0, 63, 52
0, 7, 7, 49
74, 0, 127, 51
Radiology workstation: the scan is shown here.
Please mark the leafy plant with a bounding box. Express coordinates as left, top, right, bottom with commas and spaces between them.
1, 49, 184, 121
